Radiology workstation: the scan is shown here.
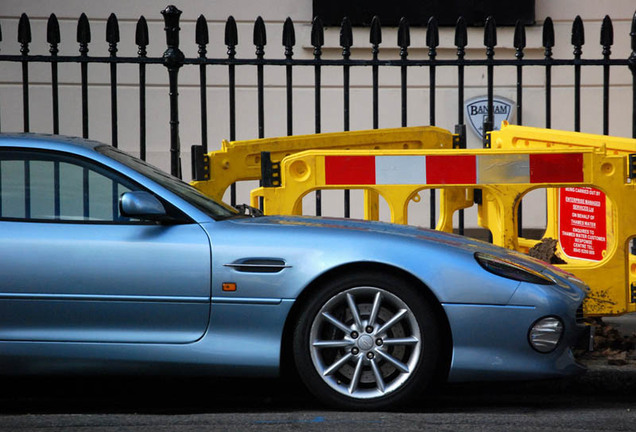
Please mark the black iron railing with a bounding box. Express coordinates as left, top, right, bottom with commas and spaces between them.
1, 6, 636, 226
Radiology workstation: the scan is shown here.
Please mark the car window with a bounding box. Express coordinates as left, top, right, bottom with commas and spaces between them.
0, 149, 139, 223
97, 145, 238, 220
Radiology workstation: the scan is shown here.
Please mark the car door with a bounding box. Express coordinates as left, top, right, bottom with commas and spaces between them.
0, 148, 211, 343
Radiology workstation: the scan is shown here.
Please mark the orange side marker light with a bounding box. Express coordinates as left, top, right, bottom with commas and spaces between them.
222, 282, 237, 292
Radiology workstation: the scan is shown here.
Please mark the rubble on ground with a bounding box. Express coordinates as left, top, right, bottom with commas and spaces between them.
578, 319, 636, 366
527, 237, 566, 264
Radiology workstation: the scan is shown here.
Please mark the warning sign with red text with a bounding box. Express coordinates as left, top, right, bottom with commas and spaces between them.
559, 187, 607, 261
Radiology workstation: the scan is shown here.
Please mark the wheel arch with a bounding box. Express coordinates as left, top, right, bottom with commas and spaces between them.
280, 261, 453, 385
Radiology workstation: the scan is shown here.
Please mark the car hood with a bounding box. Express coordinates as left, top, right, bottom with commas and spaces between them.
226, 215, 555, 274
210, 215, 586, 305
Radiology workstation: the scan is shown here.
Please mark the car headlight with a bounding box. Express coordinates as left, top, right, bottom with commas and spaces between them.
475, 252, 555, 285
528, 317, 564, 353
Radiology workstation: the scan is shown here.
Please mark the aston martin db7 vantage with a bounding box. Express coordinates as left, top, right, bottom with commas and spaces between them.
0, 134, 589, 409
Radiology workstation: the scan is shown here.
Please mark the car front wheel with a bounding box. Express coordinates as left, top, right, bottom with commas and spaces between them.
293, 272, 440, 410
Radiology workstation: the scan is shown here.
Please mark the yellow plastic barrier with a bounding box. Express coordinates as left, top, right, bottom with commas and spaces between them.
250, 131, 636, 316
487, 122, 636, 316
489, 122, 636, 251
191, 126, 455, 203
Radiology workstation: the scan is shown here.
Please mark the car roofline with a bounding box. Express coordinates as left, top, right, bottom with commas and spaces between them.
0, 133, 106, 152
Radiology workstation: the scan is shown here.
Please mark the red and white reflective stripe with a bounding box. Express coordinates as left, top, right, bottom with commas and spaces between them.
324, 153, 584, 185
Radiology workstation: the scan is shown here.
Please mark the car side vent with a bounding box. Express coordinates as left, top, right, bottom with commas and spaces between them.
224, 259, 290, 273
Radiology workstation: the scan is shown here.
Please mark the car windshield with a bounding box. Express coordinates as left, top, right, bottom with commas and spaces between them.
96, 145, 239, 220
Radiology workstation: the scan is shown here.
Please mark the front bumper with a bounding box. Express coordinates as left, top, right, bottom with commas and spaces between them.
444, 303, 589, 382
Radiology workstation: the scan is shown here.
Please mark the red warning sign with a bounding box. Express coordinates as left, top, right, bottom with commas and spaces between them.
559, 187, 607, 261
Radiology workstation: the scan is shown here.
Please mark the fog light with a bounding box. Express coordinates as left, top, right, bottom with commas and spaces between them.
529, 317, 563, 353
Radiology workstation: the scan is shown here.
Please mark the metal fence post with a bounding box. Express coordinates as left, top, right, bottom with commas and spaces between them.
514, 20, 526, 236
136, 16, 149, 160
47, 14, 60, 135
483, 16, 496, 147
427, 17, 439, 229
370, 16, 381, 130
572, 16, 585, 133
543, 18, 554, 129
162, 5, 185, 178
630, 11, 636, 139
629, 12, 636, 255
283, 17, 295, 137
254, 16, 266, 140
196, 14, 209, 153
601, 15, 614, 136
107, 13, 119, 148
18, 13, 31, 133
0, 21, 3, 131
77, 13, 90, 139
312, 17, 324, 215
398, 18, 409, 128
225, 15, 238, 206
254, 16, 267, 209
340, 17, 352, 218
455, 17, 467, 235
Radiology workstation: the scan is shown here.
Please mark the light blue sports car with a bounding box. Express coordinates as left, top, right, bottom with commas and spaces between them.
0, 134, 589, 410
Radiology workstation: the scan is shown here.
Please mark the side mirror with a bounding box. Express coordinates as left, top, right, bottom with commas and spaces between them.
119, 191, 167, 221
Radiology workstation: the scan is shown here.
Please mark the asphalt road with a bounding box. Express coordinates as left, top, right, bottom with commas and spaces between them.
3, 315, 636, 431
1, 370, 635, 432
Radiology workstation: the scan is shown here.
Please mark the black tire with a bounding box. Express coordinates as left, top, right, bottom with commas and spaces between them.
292, 271, 440, 410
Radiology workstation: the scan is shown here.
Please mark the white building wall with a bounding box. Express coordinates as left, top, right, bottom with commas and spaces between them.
0, 0, 635, 227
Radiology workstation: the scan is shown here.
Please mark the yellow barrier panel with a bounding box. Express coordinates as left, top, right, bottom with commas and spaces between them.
191, 126, 454, 203
487, 122, 636, 316
250, 137, 636, 316
489, 122, 635, 252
